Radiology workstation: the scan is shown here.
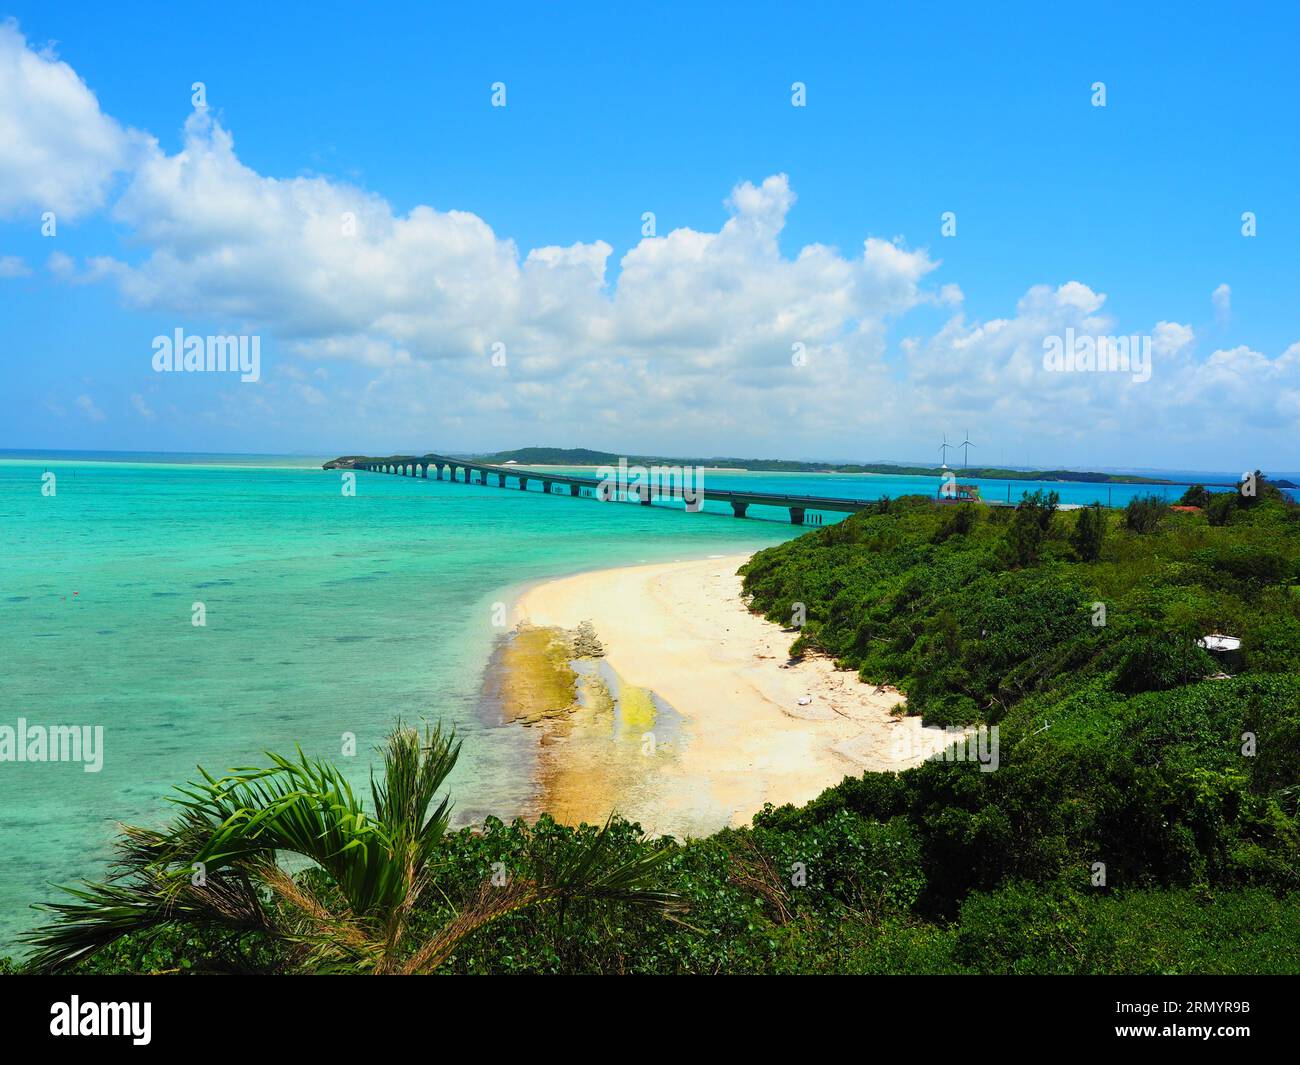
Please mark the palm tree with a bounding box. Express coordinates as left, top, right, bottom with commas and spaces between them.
23, 724, 681, 974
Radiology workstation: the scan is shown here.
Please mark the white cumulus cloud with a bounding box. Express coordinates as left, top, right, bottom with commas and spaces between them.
0, 21, 146, 220
1212, 282, 1231, 323
2, 21, 1297, 465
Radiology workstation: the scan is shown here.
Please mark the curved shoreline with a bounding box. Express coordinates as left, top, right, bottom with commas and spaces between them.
511, 552, 958, 837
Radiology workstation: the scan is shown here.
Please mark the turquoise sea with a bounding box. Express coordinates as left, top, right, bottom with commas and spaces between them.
0, 453, 1214, 951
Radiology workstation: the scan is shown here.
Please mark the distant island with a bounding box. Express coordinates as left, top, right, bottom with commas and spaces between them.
322, 447, 1297, 489
449, 447, 1293, 489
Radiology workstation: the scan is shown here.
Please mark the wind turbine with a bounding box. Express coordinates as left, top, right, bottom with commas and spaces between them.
959, 430, 975, 469
938, 434, 952, 468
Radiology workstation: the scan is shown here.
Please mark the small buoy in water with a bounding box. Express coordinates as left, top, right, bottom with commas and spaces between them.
798, 695, 812, 706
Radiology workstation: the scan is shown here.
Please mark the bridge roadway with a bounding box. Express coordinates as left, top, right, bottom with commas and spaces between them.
329, 453, 877, 525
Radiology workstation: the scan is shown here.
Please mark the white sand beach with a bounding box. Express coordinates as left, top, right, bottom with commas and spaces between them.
512, 553, 958, 836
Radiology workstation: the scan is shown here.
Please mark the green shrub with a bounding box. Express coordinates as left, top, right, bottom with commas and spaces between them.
1115, 632, 1218, 693
1071, 503, 1105, 561
1124, 494, 1167, 533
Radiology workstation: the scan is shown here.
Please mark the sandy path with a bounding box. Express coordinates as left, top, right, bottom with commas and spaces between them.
513, 553, 957, 836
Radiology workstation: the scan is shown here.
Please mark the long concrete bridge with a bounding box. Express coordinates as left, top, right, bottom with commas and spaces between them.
327, 453, 876, 525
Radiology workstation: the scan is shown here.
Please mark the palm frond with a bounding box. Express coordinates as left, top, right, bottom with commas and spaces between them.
21, 725, 681, 975
22, 839, 275, 973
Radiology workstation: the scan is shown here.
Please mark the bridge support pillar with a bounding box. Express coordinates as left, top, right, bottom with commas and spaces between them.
731, 501, 749, 518
542, 481, 552, 494
420, 464, 427, 479
570, 484, 580, 496
789, 507, 806, 526
518, 478, 528, 491
497, 473, 506, 487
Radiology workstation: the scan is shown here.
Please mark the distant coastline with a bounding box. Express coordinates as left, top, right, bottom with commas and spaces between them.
326, 446, 1298, 490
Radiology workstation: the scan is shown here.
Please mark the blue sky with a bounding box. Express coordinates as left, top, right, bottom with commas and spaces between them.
1, 1, 1297, 470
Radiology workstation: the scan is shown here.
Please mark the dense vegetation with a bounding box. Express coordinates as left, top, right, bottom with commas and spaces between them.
5, 483, 1298, 974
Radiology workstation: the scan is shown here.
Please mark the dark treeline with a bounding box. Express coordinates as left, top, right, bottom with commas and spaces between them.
470, 446, 1199, 485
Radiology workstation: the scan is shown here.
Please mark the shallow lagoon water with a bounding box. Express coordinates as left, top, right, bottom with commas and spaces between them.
0, 457, 791, 951
0, 454, 1211, 951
